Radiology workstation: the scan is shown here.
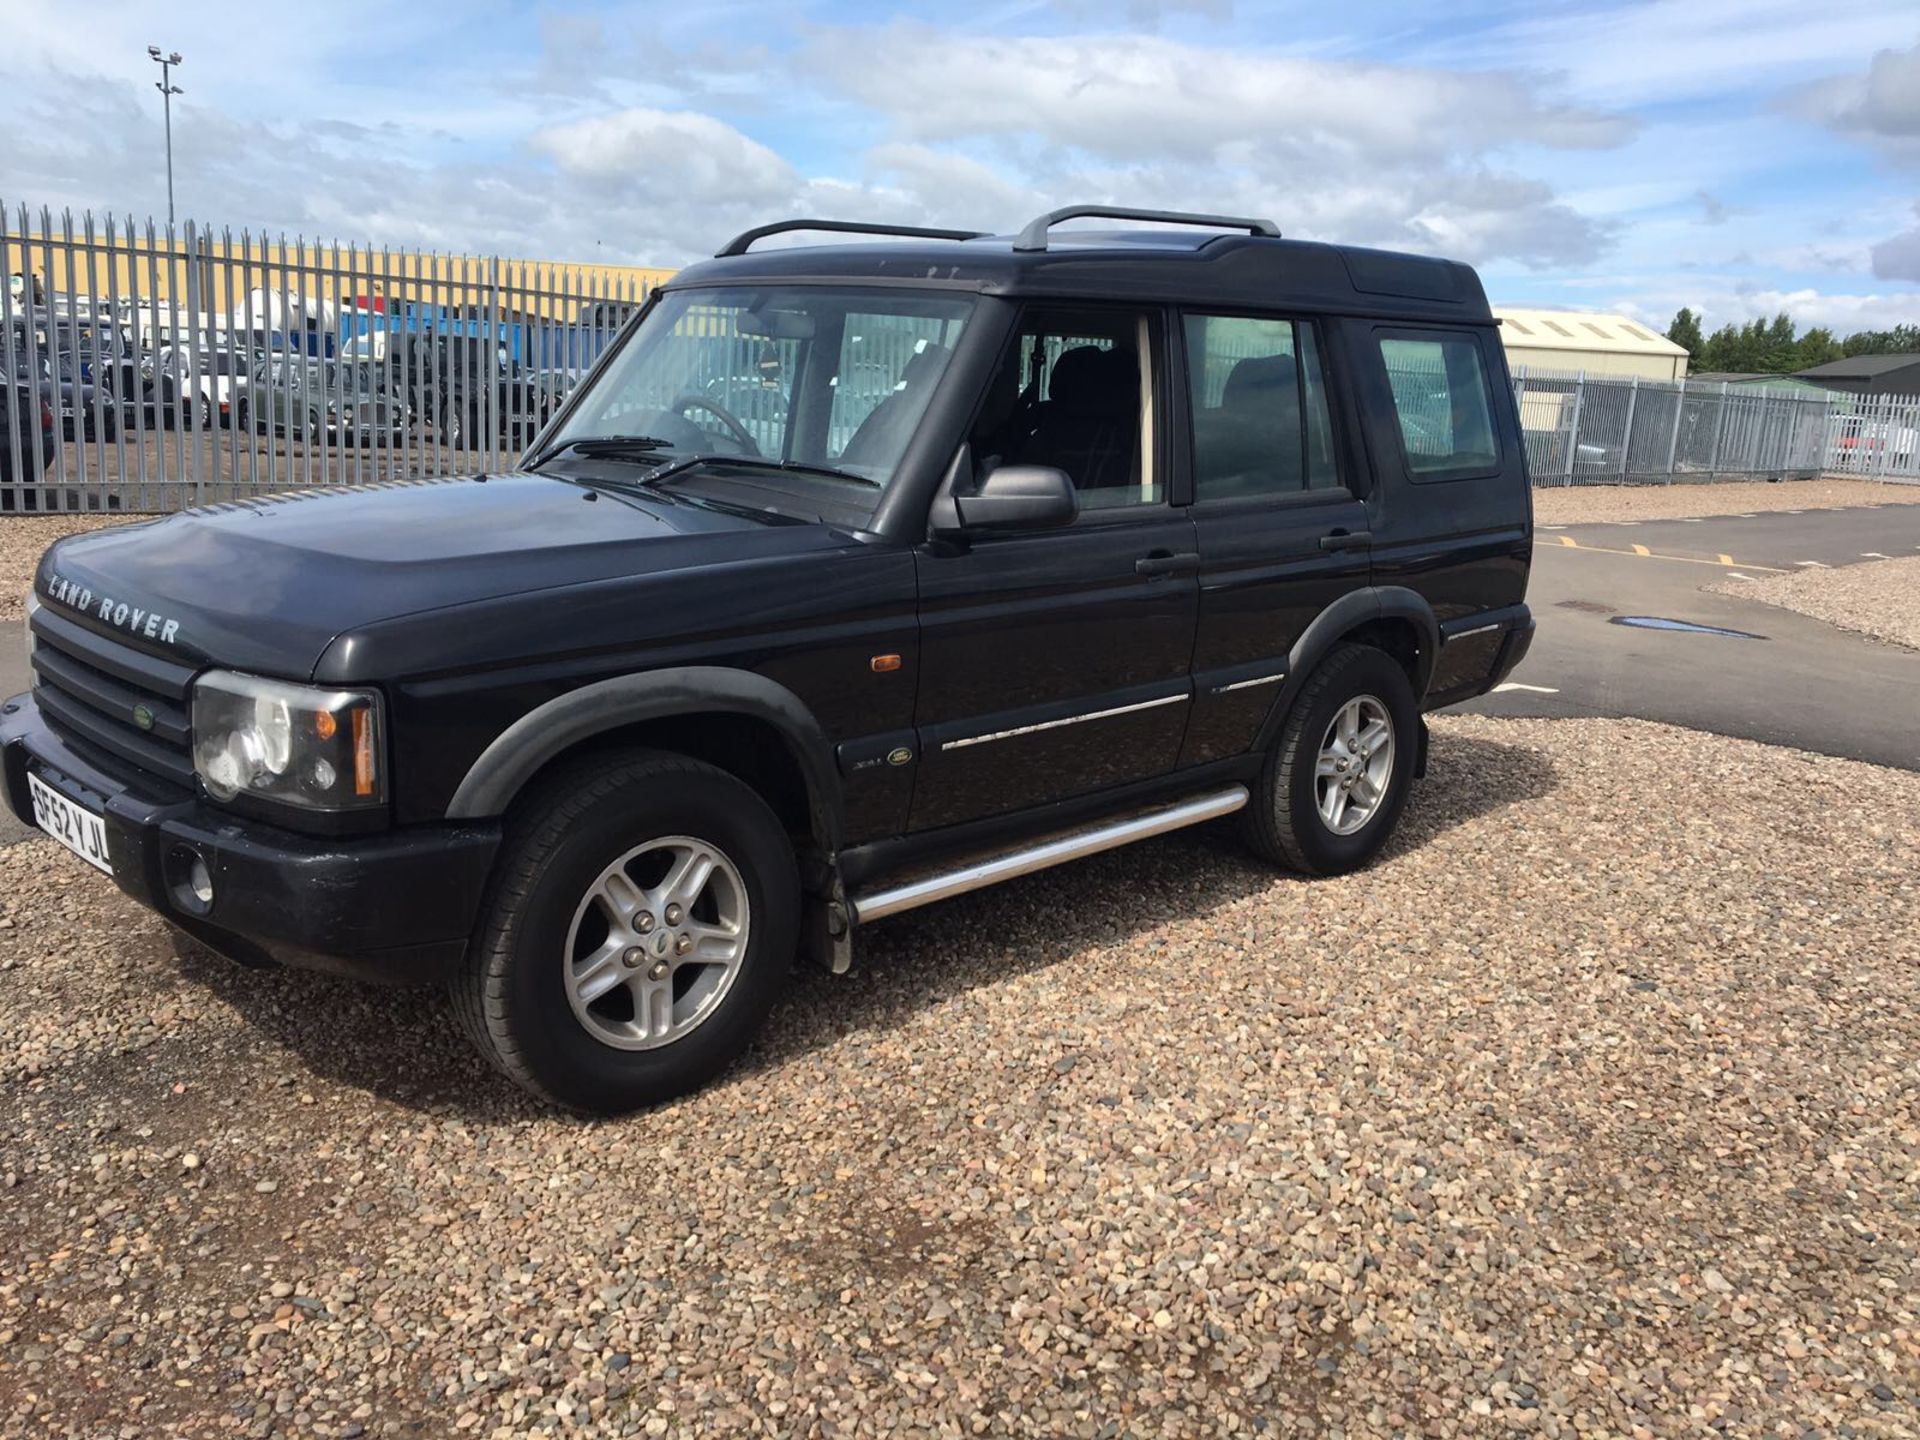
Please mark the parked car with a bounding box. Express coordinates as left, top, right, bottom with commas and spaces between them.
241, 356, 407, 447
382, 333, 554, 448
1832, 414, 1917, 468
5, 205, 1534, 1112
50, 349, 147, 441
0, 380, 56, 491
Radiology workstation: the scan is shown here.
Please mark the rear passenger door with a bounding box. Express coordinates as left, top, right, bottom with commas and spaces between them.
1179, 313, 1372, 767
1361, 326, 1531, 701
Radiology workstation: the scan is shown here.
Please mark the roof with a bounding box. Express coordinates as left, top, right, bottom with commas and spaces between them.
1691, 371, 1836, 391
1492, 307, 1688, 359
666, 223, 1493, 325
1795, 353, 1920, 379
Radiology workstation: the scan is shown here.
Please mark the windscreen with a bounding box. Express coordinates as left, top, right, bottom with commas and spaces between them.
552, 285, 977, 487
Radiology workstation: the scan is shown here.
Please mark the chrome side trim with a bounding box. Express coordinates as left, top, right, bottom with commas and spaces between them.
1448, 622, 1500, 642
939, 692, 1188, 751
1210, 671, 1285, 695
848, 785, 1249, 924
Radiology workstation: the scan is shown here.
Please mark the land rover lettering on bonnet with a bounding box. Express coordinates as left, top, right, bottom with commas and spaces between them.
1, 206, 1534, 1113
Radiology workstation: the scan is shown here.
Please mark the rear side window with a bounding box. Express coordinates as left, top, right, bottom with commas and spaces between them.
1378, 332, 1499, 479
1183, 315, 1341, 501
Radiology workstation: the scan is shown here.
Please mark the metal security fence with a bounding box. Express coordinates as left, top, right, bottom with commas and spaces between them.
1512, 366, 1841, 486
1823, 390, 1920, 480
3, 203, 667, 513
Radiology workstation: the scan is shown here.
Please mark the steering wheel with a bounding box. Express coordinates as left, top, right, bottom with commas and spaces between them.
669, 394, 759, 455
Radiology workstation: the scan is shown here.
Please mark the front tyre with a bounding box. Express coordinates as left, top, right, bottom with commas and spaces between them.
1242, 643, 1418, 876
453, 750, 798, 1113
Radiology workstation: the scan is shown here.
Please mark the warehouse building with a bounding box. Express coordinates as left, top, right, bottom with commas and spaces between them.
1493, 307, 1690, 382
1793, 353, 1920, 396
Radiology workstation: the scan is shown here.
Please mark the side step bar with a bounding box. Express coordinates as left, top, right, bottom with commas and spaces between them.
847, 785, 1249, 925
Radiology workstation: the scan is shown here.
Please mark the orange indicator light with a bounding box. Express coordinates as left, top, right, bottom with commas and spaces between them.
870, 654, 902, 673
351, 708, 375, 797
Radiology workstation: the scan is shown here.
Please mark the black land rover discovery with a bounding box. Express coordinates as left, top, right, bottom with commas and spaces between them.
3, 206, 1534, 1112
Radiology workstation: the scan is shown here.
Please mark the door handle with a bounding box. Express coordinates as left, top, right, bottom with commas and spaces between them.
1136, 551, 1200, 577
1318, 530, 1372, 552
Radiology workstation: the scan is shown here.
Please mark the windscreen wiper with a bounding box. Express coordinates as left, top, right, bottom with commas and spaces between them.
527, 433, 675, 468
640, 453, 880, 489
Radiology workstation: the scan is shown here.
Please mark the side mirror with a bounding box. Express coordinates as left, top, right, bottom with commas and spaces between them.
953, 464, 1079, 532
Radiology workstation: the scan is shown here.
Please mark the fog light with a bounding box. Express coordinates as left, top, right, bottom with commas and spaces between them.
166, 846, 215, 915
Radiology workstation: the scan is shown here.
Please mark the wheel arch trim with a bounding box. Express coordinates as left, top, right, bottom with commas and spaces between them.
444, 666, 843, 848
1253, 587, 1440, 752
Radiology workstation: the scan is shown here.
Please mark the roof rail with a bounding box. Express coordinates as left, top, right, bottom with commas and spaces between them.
1013, 205, 1281, 253
715, 219, 988, 258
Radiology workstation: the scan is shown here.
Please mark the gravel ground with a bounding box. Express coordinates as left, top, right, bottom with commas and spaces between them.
1532, 477, 1920, 526
1720, 555, 1920, 653
2, 714, 1916, 1438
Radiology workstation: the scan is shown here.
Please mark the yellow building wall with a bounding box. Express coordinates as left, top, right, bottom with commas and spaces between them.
4, 223, 675, 323
1504, 344, 1685, 383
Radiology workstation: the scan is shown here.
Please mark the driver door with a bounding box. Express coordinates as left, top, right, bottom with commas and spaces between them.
908, 305, 1198, 832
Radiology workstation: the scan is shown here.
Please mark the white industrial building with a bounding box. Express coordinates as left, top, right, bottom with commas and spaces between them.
1493, 307, 1690, 382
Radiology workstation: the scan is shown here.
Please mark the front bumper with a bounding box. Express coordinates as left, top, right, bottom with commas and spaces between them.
1, 693, 500, 985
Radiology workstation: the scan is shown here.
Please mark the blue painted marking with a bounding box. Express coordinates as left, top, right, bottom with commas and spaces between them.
1610, 616, 1766, 640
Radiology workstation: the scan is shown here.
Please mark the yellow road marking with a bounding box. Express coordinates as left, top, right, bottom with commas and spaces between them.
1544, 535, 1786, 572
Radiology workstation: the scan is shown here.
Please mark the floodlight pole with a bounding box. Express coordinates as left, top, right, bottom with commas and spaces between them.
148, 46, 184, 227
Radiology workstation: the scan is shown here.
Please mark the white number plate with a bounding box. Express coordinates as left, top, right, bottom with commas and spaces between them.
28, 772, 114, 875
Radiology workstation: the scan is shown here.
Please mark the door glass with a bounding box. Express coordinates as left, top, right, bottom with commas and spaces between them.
1378, 334, 1498, 476
1184, 315, 1340, 500
970, 307, 1160, 511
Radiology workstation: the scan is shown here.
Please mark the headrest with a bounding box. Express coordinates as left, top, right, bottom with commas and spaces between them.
1047, 345, 1109, 410
1222, 353, 1298, 408
899, 343, 950, 389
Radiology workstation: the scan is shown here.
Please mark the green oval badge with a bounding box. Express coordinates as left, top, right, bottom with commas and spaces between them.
886, 746, 913, 767
131, 703, 156, 732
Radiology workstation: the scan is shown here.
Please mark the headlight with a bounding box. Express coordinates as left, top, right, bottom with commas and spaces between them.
191, 671, 384, 812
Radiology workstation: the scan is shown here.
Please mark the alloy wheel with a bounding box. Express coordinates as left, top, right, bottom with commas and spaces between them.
1315, 695, 1395, 836
562, 835, 750, 1051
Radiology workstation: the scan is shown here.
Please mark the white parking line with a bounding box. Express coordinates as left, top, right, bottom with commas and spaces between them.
1794, 560, 1829, 568
1725, 572, 1756, 580
1677, 517, 1705, 523
1862, 552, 1890, 559
1493, 682, 1560, 695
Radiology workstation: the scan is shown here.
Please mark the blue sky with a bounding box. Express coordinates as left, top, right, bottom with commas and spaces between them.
2, 0, 1918, 335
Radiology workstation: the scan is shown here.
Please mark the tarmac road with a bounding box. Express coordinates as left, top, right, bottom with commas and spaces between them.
2, 499, 1917, 848
1462, 501, 1920, 771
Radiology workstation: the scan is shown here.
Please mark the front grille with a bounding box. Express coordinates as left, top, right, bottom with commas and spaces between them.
30, 603, 197, 789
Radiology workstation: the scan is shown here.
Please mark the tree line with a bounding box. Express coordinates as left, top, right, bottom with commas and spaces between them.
1664, 309, 1920, 376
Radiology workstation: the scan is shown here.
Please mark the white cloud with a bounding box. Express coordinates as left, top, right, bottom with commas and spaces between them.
791, 24, 1630, 268
1611, 284, 1920, 335
1872, 205, 1920, 282
534, 108, 796, 205
812, 25, 1631, 163
1798, 36, 1920, 156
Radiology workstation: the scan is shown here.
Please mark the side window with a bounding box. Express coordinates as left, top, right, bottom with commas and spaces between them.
1184, 315, 1341, 501
1378, 332, 1498, 478
968, 306, 1160, 512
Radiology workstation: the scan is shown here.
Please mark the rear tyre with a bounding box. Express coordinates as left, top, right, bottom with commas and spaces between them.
453, 750, 799, 1113
1242, 643, 1419, 876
